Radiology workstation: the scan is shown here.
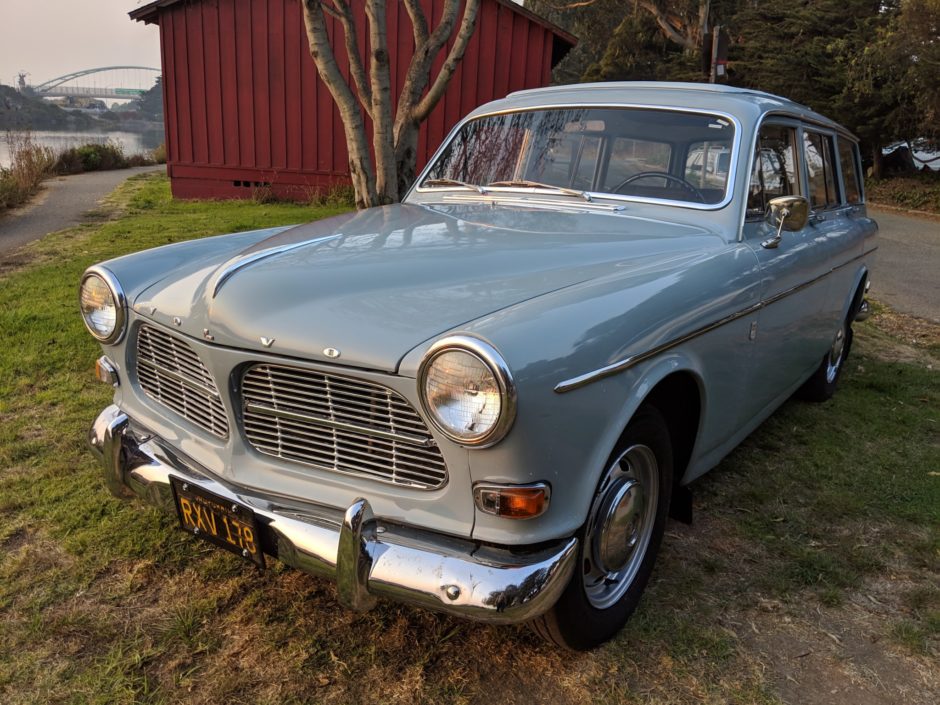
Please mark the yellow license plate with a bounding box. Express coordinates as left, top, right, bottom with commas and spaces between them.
170, 477, 264, 568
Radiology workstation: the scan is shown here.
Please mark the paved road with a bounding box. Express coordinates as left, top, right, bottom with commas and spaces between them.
869, 207, 940, 322
0, 166, 162, 257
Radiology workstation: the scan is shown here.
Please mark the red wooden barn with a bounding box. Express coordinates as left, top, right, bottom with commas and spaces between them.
131, 0, 575, 200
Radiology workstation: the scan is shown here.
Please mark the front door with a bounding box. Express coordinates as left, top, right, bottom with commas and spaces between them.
740, 122, 836, 421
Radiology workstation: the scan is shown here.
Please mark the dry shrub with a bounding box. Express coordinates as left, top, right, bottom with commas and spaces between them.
150, 143, 167, 164
0, 131, 56, 210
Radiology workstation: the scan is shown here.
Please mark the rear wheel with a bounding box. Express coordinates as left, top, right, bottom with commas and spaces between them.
529, 406, 673, 650
798, 320, 853, 402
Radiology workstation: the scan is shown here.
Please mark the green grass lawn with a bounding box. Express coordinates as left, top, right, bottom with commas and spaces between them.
0, 174, 937, 704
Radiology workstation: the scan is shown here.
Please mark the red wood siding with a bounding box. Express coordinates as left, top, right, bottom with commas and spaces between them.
152, 0, 572, 200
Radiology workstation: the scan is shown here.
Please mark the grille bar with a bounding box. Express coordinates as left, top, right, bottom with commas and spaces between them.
136, 325, 229, 438
241, 363, 447, 489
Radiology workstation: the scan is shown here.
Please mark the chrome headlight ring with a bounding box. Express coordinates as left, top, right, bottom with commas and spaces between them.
417, 335, 517, 448
79, 266, 127, 345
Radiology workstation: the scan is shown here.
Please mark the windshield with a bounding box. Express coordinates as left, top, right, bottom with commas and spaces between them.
420, 107, 736, 206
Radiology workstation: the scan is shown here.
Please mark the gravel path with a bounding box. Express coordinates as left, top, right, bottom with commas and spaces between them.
0, 166, 163, 257
869, 207, 940, 322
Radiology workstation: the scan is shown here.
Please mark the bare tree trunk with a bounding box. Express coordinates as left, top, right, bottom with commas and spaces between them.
365, 0, 397, 204
394, 123, 421, 198
301, 0, 378, 208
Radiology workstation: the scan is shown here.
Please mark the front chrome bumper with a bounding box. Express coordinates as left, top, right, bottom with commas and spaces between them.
88, 405, 578, 624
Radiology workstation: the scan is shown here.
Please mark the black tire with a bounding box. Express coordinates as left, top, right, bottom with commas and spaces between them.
797, 322, 853, 402
529, 405, 673, 651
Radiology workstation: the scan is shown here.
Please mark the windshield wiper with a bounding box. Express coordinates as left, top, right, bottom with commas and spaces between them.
486, 179, 592, 202
422, 178, 488, 194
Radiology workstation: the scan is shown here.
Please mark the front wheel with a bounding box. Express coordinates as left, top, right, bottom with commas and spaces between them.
529, 406, 673, 650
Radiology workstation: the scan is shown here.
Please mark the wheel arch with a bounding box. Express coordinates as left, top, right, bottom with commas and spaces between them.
843, 266, 869, 323
641, 370, 703, 488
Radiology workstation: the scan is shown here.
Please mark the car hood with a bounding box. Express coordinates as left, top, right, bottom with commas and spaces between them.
135, 203, 723, 372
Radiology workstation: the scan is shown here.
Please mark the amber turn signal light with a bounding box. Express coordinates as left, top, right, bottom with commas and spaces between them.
473, 482, 551, 519
95, 356, 120, 387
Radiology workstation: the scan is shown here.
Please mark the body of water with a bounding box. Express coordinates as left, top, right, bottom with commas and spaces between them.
0, 129, 164, 168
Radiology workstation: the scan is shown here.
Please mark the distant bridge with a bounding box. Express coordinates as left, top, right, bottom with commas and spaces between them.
30, 66, 160, 100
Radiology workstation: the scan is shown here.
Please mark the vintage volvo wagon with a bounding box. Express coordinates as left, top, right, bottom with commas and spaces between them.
84, 82, 877, 650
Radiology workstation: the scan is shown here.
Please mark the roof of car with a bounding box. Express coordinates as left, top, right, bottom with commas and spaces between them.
474, 81, 853, 139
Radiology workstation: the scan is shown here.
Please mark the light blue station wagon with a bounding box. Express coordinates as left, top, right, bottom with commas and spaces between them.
83, 82, 876, 649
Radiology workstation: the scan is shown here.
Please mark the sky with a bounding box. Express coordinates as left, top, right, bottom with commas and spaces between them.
0, 1, 161, 87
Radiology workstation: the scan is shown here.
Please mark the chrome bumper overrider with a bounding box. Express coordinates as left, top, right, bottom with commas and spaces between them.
88, 405, 578, 624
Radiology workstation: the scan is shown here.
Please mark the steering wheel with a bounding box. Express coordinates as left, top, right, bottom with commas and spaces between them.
612, 171, 707, 203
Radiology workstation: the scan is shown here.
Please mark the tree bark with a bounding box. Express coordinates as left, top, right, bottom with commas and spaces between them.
302, 0, 377, 207
366, 0, 397, 204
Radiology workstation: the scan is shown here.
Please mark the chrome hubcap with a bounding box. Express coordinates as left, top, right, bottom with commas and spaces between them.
583, 444, 659, 609
826, 327, 846, 384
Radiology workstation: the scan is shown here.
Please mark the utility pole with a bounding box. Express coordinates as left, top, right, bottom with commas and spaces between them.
709, 26, 720, 84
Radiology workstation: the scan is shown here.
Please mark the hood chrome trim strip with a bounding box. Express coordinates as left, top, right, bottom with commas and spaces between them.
211, 234, 342, 298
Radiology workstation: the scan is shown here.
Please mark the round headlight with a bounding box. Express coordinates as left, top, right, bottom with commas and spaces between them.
79, 268, 126, 344
419, 336, 516, 447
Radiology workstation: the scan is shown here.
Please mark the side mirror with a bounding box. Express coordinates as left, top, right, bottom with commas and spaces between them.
762, 196, 809, 249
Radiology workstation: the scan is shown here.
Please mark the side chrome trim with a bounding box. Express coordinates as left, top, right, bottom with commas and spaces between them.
555, 247, 878, 393
211, 234, 342, 298
555, 302, 762, 393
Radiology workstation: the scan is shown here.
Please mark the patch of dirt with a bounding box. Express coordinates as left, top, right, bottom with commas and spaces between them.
870, 307, 940, 351
740, 596, 938, 705
0, 527, 29, 553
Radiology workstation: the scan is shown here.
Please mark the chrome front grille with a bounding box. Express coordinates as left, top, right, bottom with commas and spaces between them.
241, 364, 447, 489
136, 324, 229, 438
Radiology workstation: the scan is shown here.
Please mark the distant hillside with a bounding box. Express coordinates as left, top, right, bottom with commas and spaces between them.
0, 86, 95, 131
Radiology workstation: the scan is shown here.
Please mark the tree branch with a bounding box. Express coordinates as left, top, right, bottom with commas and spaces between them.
402, 0, 429, 46
412, 0, 481, 122
636, 0, 697, 51
329, 0, 373, 115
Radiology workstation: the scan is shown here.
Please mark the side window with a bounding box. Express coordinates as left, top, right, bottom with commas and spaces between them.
804, 131, 839, 209
747, 125, 800, 218
837, 138, 862, 204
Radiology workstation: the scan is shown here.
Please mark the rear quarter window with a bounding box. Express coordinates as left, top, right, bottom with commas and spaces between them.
837, 139, 863, 204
